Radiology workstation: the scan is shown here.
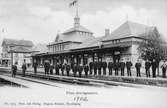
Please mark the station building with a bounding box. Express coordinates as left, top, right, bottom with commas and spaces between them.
32, 15, 161, 67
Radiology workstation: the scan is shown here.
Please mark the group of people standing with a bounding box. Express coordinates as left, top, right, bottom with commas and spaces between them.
43, 61, 88, 77
11, 60, 27, 77
11, 58, 167, 78
39, 58, 167, 78
38, 59, 162, 77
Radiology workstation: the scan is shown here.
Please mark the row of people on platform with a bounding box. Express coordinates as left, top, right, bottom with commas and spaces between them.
11, 58, 167, 78
30, 58, 167, 78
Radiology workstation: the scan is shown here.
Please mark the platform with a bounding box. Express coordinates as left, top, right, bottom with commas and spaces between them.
0, 67, 167, 87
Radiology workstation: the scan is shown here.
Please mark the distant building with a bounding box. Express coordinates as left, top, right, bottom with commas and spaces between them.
1, 38, 34, 67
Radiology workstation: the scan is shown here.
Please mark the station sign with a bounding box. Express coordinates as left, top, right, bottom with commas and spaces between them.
114, 51, 120, 55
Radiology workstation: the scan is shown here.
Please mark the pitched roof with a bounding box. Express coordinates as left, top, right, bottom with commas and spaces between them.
32, 43, 48, 53
72, 37, 103, 50
103, 21, 154, 41
63, 25, 93, 34
2, 38, 34, 47
10, 46, 33, 53
54, 32, 95, 43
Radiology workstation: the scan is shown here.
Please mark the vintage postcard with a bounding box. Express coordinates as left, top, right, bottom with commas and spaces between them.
0, 0, 167, 108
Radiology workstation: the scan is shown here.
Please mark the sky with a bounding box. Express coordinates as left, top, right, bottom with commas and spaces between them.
0, 0, 167, 45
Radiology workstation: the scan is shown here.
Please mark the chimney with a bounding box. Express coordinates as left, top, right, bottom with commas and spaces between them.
105, 29, 110, 36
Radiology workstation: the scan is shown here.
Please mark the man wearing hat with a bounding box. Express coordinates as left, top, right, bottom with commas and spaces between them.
119, 59, 125, 76
102, 58, 107, 75
108, 58, 114, 75
126, 58, 133, 76
94, 58, 98, 75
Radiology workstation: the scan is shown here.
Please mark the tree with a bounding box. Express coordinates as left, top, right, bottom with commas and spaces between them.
138, 27, 167, 76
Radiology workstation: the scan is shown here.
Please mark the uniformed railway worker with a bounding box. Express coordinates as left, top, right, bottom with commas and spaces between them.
12, 62, 17, 77
44, 60, 50, 75
126, 59, 133, 76
33, 60, 38, 74
55, 62, 60, 75
135, 59, 141, 77
50, 63, 54, 75
66, 63, 71, 76
94, 59, 98, 75
89, 61, 94, 75
60, 63, 65, 76
108, 59, 114, 75
78, 63, 83, 77
114, 60, 119, 76
22, 60, 27, 77
102, 60, 107, 75
145, 59, 151, 77
119, 59, 125, 76
151, 59, 157, 78
97, 60, 102, 75
73, 62, 78, 77
161, 60, 167, 78
84, 64, 89, 77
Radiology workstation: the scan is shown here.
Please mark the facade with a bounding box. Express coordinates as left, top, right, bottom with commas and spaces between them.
1, 38, 34, 67
32, 16, 161, 68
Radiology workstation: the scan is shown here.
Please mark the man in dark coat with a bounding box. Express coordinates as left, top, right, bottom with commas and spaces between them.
114, 60, 119, 76
145, 59, 151, 77
66, 63, 71, 76
50, 63, 54, 75
97, 60, 102, 75
135, 59, 141, 77
126, 59, 133, 76
84, 64, 89, 77
22, 60, 27, 77
60, 63, 65, 76
33, 60, 38, 74
119, 59, 125, 76
89, 61, 94, 75
108, 59, 114, 75
12, 62, 17, 77
73, 62, 78, 77
44, 60, 50, 75
151, 59, 157, 78
102, 60, 107, 75
55, 62, 60, 75
78, 64, 83, 77
94, 59, 98, 75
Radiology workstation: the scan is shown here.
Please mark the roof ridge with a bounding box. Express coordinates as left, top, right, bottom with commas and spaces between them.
102, 20, 158, 41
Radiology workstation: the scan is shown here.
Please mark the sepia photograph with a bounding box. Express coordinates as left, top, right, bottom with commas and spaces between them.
0, 0, 167, 108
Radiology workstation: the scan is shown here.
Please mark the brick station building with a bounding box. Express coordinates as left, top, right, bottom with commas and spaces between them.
32, 15, 161, 68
